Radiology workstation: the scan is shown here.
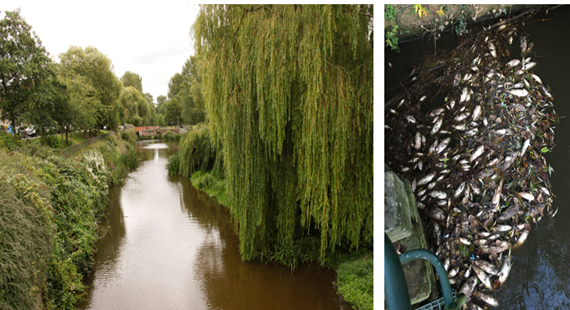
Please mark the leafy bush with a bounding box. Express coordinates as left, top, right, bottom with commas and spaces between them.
0, 132, 21, 151
121, 128, 137, 145
166, 153, 180, 175
45, 135, 64, 149
336, 252, 373, 310
162, 129, 174, 141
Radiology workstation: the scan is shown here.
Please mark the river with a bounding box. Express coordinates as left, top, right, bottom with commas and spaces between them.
385, 6, 570, 309
77, 141, 351, 310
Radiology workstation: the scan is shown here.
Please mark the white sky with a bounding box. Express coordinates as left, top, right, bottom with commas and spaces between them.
2, 1, 200, 104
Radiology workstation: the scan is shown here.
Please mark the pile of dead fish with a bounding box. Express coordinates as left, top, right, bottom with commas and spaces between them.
385, 27, 557, 309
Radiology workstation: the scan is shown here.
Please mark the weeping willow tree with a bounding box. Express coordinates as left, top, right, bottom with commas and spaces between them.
193, 4, 373, 264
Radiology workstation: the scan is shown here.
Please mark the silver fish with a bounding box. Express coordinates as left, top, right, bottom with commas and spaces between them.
522, 62, 536, 71
454, 182, 466, 198
473, 259, 499, 275
495, 225, 512, 232
459, 276, 478, 301
474, 290, 499, 307
417, 189, 426, 196
499, 154, 516, 171
432, 117, 443, 134
470, 145, 484, 162
542, 85, 552, 98
418, 172, 436, 186
459, 237, 470, 245
507, 59, 521, 67
405, 115, 416, 123
427, 181, 437, 190
513, 229, 529, 249
430, 190, 447, 199
453, 73, 461, 87
419, 95, 427, 102
519, 192, 535, 201
460, 87, 469, 102
521, 138, 530, 157
448, 267, 459, 278
507, 88, 529, 97
494, 128, 513, 135
472, 265, 493, 291
531, 74, 542, 84
429, 108, 445, 117
492, 178, 504, 207
454, 124, 468, 131
488, 42, 497, 58
471, 105, 481, 121
496, 249, 512, 287
436, 138, 451, 154
465, 128, 478, 137
413, 132, 421, 149
427, 207, 446, 221
455, 112, 470, 122
436, 174, 446, 182
397, 99, 406, 108
520, 36, 527, 53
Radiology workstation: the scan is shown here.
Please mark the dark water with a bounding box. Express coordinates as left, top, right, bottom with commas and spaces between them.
385, 6, 570, 309
78, 141, 351, 310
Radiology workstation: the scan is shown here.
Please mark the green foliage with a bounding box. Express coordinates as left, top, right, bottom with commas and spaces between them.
120, 71, 143, 93
121, 128, 137, 145
336, 252, 373, 310
385, 4, 397, 22
45, 135, 64, 149
193, 4, 373, 265
165, 98, 183, 125
178, 125, 224, 179
162, 129, 175, 141
0, 132, 21, 151
386, 25, 401, 52
0, 9, 53, 138
190, 170, 229, 207
166, 153, 180, 175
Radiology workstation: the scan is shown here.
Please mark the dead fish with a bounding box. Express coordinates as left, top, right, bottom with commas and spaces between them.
522, 62, 536, 71
507, 59, 521, 67
472, 265, 493, 291
417, 189, 427, 197
427, 207, 446, 221
460, 87, 469, 102
494, 128, 513, 135
498, 204, 519, 222
427, 181, 437, 190
454, 182, 466, 198
507, 88, 529, 97
459, 237, 470, 245
519, 192, 535, 201
454, 124, 468, 131
465, 128, 478, 137
418, 172, 436, 186
492, 178, 504, 207
488, 42, 497, 58
474, 290, 499, 307
470, 145, 484, 162
495, 249, 512, 289
473, 259, 500, 275
448, 267, 460, 278
449, 100, 456, 109
413, 132, 422, 149
455, 112, 470, 122
472, 56, 481, 65
454, 73, 461, 87
429, 108, 445, 117
495, 225, 512, 232
459, 276, 478, 301
463, 73, 473, 82
436, 137, 451, 154
520, 36, 527, 53
471, 105, 481, 121
542, 85, 553, 98
499, 154, 516, 171
397, 99, 406, 108
531, 74, 542, 84
509, 36, 513, 45
513, 229, 530, 249
405, 115, 416, 123
430, 190, 447, 199
487, 158, 500, 167
419, 95, 427, 102
521, 138, 531, 157
432, 117, 443, 134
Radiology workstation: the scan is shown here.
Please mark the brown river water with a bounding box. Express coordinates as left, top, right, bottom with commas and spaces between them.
77, 141, 352, 310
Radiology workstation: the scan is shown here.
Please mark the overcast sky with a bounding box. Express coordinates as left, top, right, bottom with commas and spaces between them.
3, 1, 199, 104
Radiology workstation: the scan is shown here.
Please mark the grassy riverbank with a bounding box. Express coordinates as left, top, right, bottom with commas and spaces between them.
0, 130, 137, 309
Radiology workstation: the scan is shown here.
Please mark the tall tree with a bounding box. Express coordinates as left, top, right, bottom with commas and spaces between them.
193, 4, 373, 263
167, 72, 185, 100
157, 95, 168, 116
59, 46, 122, 132
0, 9, 52, 138
121, 71, 143, 93
165, 98, 182, 126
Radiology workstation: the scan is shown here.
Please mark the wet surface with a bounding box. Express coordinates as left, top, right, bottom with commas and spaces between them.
386, 6, 570, 309
78, 141, 350, 310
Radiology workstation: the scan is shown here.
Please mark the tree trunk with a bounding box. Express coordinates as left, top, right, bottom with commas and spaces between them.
11, 114, 17, 139
65, 127, 69, 145
84, 129, 88, 140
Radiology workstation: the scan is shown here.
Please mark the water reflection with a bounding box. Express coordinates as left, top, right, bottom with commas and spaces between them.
79, 141, 350, 310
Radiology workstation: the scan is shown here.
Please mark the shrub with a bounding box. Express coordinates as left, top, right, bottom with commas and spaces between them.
162, 129, 174, 141
166, 153, 180, 175
45, 135, 64, 149
0, 132, 21, 151
336, 253, 373, 310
